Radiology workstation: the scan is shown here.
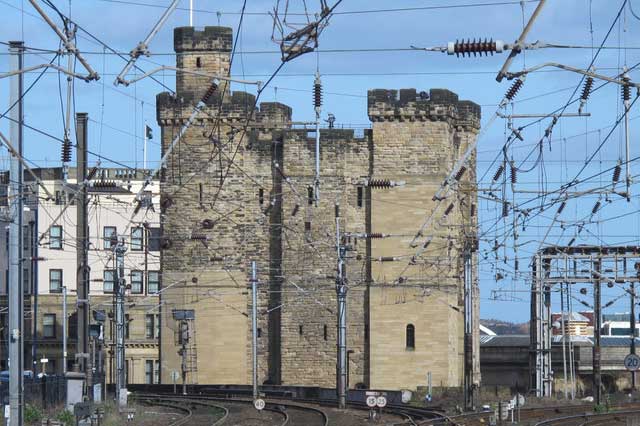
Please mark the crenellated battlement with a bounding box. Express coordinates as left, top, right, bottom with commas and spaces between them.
156, 90, 292, 128
367, 88, 480, 130
174, 26, 232, 53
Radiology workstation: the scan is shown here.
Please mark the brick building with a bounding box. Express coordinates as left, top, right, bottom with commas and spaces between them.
157, 26, 481, 391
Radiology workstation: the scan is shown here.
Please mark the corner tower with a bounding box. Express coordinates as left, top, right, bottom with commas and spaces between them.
367, 88, 481, 391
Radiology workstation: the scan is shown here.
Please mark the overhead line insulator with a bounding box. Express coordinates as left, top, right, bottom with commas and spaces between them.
557, 201, 566, 215
581, 76, 594, 102
444, 203, 454, 216
447, 38, 504, 57
454, 166, 467, 181
505, 79, 524, 101
622, 75, 631, 102
61, 139, 72, 163
613, 162, 622, 183
492, 164, 504, 182
314, 75, 323, 109
510, 162, 517, 184
592, 201, 601, 214
201, 80, 219, 104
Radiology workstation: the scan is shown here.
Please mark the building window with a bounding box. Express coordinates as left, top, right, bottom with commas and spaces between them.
103, 226, 117, 249
125, 314, 130, 339
299, 325, 303, 335
148, 271, 160, 294
49, 269, 62, 293
43, 314, 56, 338
155, 314, 160, 339
23, 268, 29, 295
131, 227, 143, 251
145, 360, 154, 384
357, 186, 363, 207
103, 270, 115, 293
406, 324, 415, 350
323, 324, 328, 341
50, 225, 62, 249
154, 360, 160, 384
23, 225, 29, 252
145, 314, 154, 339
47, 359, 57, 375
130, 271, 143, 294
148, 227, 161, 252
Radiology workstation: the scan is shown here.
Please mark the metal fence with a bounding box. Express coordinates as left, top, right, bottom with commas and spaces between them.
0, 376, 66, 409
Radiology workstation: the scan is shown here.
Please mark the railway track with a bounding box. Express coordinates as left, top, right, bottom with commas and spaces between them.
533, 409, 640, 426
136, 393, 329, 425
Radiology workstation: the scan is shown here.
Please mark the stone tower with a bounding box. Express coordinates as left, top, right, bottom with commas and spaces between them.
366, 89, 480, 390
157, 26, 480, 391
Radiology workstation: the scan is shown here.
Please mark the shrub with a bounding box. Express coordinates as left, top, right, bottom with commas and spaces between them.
24, 404, 42, 425
55, 409, 75, 426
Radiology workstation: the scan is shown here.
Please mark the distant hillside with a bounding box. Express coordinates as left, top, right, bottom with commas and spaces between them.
481, 318, 529, 335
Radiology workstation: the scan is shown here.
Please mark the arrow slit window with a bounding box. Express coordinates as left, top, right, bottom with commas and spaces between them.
406, 324, 415, 350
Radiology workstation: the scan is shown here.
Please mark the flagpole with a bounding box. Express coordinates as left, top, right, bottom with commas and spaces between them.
143, 120, 147, 170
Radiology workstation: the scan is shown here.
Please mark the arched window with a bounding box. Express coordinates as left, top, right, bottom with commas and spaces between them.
406, 324, 415, 350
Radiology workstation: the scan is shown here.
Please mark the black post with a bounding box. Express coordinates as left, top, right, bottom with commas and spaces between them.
593, 260, 602, 405
631, 281, 636, 391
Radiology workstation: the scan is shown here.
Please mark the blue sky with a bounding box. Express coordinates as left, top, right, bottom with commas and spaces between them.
0, 0, 639, 322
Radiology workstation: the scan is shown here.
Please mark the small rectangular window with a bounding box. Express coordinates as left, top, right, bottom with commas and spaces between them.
148, 227, 161, 252
130, 271, 143, 294
258, 188, 264, 205
154, 360, 160, 384
145, 314, 154, 339
49, 269, 62, 293
357, 186, 363, 207
103, 270, 115, 293
323, 324, 328, 341
145, 360, 154, 384
131, 227, 144, 251
50, 225, 63, 249
299, 325, 303, 335
103, 226, 117, 249
155, 314, 160, 339
43, 314, 56, 338
23, 268, 29, 295
148, 271, 160, 294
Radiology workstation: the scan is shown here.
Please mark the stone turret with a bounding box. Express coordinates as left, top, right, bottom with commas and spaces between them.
174, 26, 232, 103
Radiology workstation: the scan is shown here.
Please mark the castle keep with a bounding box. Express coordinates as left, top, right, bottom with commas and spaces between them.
157, 26, 480, 391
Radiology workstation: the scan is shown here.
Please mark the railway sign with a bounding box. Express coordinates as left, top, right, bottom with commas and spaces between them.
376, 396, 387, 408
254, 398, 266, 411
366, 396, 377, 408
624, 353, 640, 371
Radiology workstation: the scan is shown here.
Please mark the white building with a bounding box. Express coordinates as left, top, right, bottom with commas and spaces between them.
0, 167, 161, 384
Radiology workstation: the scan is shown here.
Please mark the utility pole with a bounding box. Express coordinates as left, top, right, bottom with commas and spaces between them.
313, 73, 322, 204
593, 260, 602, 405
463, 240, 477, 410
335, 203, 347, 409
623, 69, 631, 200
114, 240, 127, 408
62, 286, 67, 374
251, 261, 258, 402
631, 281, 636, 391
76, 112, 91, 397
8, 40, 24, 426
